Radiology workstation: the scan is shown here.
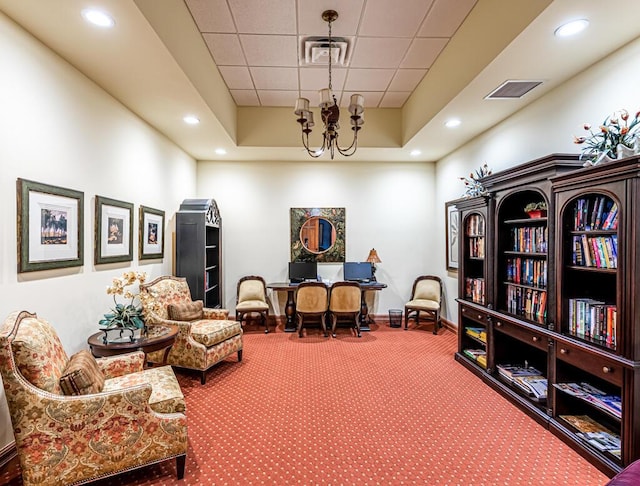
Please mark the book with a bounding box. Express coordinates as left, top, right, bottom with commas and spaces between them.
496, 364, 542, 380
560, 414, 605, 433
513, 375, 547, 399
559, 415, 621, 458
554, 382, 621, 418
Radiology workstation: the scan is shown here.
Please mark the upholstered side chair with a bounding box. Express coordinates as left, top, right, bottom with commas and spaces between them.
235, 275, 270, 333
140, 275, 243, 384
328, 281, 362, 338
0, 311, 187, 486
295, 281, 329, 338
404, 275, 443, 334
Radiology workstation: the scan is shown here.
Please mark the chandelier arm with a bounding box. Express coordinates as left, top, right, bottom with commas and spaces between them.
301, 128, 326, 158
334, 130, 360, 156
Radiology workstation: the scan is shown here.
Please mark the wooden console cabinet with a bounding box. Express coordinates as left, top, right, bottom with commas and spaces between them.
455, 154, 640, 476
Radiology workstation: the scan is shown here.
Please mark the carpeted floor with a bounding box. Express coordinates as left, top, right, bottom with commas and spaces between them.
2, 321, 609, 485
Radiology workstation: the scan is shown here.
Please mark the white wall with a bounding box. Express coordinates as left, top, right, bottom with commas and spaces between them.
0, 12, 196, 451
435, 35, 640, 325
196, 161, 438, 317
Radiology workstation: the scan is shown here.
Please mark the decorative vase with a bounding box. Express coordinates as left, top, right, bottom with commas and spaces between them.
617, 143, 636, 159
583, 151, 617, 167
526, 210, 547, 219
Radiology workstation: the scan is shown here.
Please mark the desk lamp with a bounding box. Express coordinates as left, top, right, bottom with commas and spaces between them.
366, 248, 381, 282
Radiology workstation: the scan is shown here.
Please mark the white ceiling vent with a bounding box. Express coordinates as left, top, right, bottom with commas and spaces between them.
301, 36, 351, 66
485, 80, 543, 99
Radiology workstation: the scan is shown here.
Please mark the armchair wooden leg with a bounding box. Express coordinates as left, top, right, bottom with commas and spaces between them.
331, 314, 337, 338
355, 314, 361, 338
200, 371, 207, 385
263, 312, 269, 333
176, 454, 186, 480
404, 309, 409, 330
237, 349, 243, 361
321, 313, 328, 337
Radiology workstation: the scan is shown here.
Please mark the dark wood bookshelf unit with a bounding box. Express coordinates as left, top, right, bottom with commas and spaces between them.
175, 198, 223, 308
454, 154, 640, 476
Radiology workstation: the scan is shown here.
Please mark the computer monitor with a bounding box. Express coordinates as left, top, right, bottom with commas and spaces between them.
343, 262, 373, 282
288, 261, 318, 283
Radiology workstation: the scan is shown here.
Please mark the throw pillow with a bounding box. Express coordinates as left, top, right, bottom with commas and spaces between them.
168, 300, 204, 321
59, 349, 105, 396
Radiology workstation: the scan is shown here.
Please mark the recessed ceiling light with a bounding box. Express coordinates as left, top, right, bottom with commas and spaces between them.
410, 150, 422, 157
445, 119, 461, 128
215, 148, 227, 155
183, 115, 200, 125
81, 8, 115, 28
554, 19, 589, 37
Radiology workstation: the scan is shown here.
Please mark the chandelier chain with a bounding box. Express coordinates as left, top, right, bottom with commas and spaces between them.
328, 17, 333, 92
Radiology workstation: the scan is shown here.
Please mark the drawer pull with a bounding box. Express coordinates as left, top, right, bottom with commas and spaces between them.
477, 314, 483, 319
496, 321, 502, 327
603, 366, 613, 374
560, 348, 569, 355
532, 336, 540, 342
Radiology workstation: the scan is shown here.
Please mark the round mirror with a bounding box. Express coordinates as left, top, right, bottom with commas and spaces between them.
299, 217, 336, 254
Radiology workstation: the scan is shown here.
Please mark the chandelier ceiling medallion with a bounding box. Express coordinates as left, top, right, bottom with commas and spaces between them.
294, 10, 365, 159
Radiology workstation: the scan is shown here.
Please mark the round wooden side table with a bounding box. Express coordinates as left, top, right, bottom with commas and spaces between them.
87, 324, 178, 364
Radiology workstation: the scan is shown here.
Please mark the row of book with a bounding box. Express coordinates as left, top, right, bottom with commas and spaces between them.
496, 364, 547, 400
506, 284, 547, 320
468, 236, 485, 258
510, 226, 548, 253
572, 196, 618, 231
464, 277, 485, 304
554, 382, 621, 419
567, 298, 617, 347
571, 234, 618, 269
465, 214, 485, 237
465, 326, 487, 343
560, 415, 621, 459
505, 257, 547, 288
462, 348, 486, 368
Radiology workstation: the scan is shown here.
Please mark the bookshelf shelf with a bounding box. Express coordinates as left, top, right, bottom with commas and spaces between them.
454, 154, 640, 477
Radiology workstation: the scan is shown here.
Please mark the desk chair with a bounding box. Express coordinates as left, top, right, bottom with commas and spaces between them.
295, 282, 328, 338
405, 275, 443, 334
329, 281, 362, 338
236, 275, 270, 333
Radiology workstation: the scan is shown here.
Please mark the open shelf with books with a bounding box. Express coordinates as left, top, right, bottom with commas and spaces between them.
497, 189, 550, 327
559, 193, 619, 351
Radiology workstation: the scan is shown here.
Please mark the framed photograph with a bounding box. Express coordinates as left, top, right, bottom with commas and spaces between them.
17, 178, 84, 273
445, 200, 459, 272
95, 196, 133, 264
139, 206, 165, 260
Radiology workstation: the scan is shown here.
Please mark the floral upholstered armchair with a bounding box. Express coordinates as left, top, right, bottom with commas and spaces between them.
140, 276, 243, 384
0, 311, 187, 486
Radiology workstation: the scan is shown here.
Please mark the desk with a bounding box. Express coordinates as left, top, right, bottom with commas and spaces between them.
267, 282, 387, 332
88, 325, 178, 363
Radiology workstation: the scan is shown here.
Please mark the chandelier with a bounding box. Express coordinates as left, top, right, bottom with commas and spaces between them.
294, 10, 365, 159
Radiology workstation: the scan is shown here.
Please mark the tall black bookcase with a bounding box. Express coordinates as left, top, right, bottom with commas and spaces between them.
175, 198, 222, 308
454, 154, 640, 476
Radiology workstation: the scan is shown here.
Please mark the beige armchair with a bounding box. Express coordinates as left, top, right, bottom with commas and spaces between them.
296, 281, 329, 338
235, 275, 270, 333
0, 311, 187, 486
405, 275, 443, 334
140, 275, 243, 384
329, 281, 362, 338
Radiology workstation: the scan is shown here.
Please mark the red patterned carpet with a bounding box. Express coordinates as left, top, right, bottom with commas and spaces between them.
2, 321, 609, 485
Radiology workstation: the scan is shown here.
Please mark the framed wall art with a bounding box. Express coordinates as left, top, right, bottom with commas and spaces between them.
290, 207, 345, 263
17, 178, 84, 273
95, 196, 133, 264
139, 205, 165, 260
445, 200, 459, 272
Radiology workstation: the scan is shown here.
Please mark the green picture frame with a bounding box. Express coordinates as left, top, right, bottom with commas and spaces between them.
95, 195, 133, 264
17, 178, 84, 273
139, 205, 165, 260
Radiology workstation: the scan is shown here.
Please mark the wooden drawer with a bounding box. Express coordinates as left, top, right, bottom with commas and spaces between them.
493, 318, 548, 351
556, 342, 623, 387
460, 305, 490, 326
